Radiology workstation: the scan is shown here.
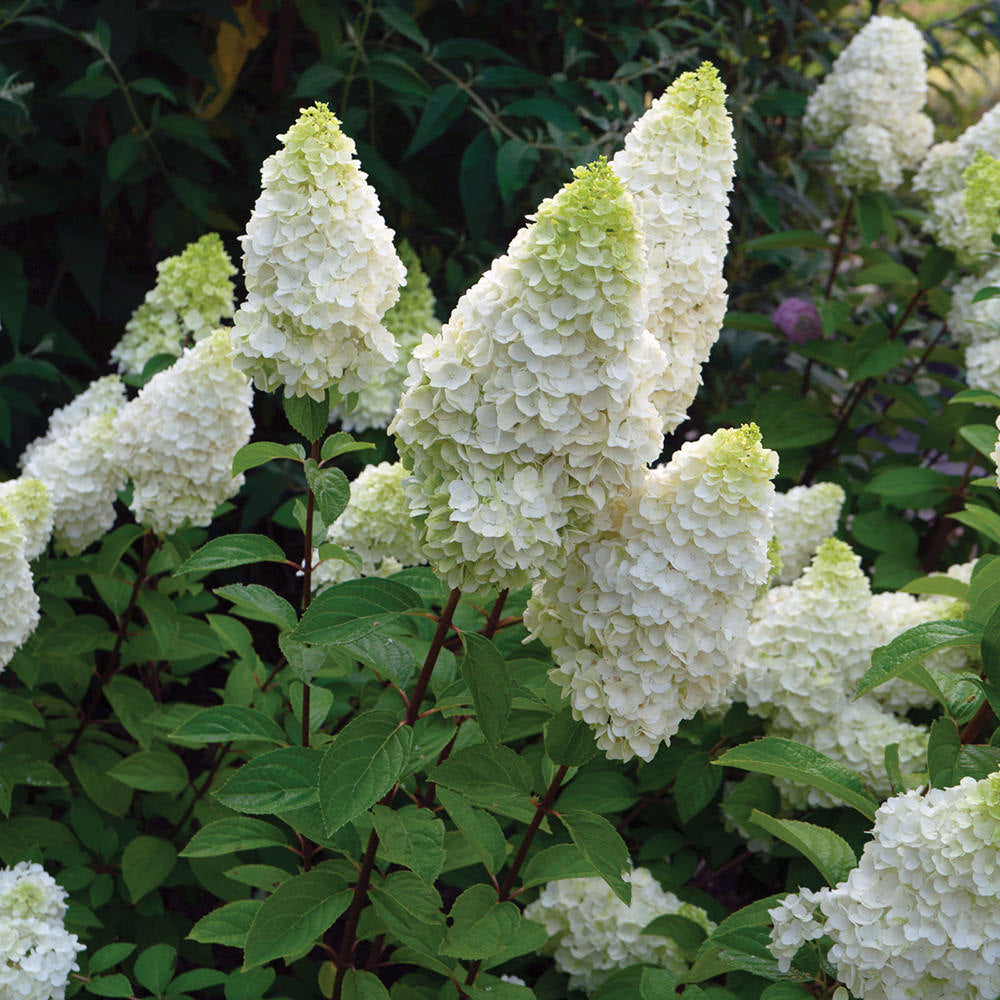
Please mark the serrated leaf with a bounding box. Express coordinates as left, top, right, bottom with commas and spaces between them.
959, 423, 999, 458
558, 810, 631, 904
215, 583, 297, 630
436, 788, 507, 874
544, 705, 597, 767
742, 230, 831, 252
320, 431, 375, 462
88, 943, 136, 974
372, 805, 445, 885
188, 899, 262, 947
121, 836, 177, 903
108, 750, 188, 793
928, 717, 961, 788
460, 633, 511, 745
176, 534, 287, 575
440, 884, 520, 959
232, 441, 304, 475
642, 913, 708, 952
305, 462, 350, 525
134, 943, 176, 995
521, 842, 599, 887
748, 811, 857, 886
170, 706, 286, 745
972, 285, 1000, 303
181, 817, 288, 858
952, 504, 1000, 548
340, 970, 391, 999
214, 747, 321, 814
675, 751, 723, 824
283, 391, 330, 440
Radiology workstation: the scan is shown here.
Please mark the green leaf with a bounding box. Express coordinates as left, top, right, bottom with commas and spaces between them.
181, 817, 288, 858
884, 742, 905, 794
592, 966, 679, 1000
188, 900, 262, 947
851, 509, 918, 555
318, 711, 414, 835
642, 913, 708, 952
436, 788, 507, 874
959, 423, 999, 458
544, 705, 597, 767
748, 811, 857, 886
847, 337, 906, 382
232, 441, 305, 475
157, 113, 228, 165
917, 246, 955, 288
714, 738, 878, 819
440, 885, 520, 959
372, 805, 445, 885
950, 387, 1000, 406
972, 286, 1000, 304
134, 943, 176, 995
320, 431, 375, 462
752, 391, 835, 450
107, 750, 188, 793
405, 84, 465, 157
521, 842, 599, 887
495, 138, 540, 204
170, 706, 286, 745
129, 76, 177, 103
430, 744, 533, 818
244, 868, 352, 967
674, 751, 723, 824
864, 468, 952, 506
558, 810, 631, 904
460, 633, 511, 745
368, 870, 445, 954
278, 633, 328, 685
85, 973, 133, 997
928, 717, 961, 788
107, 133, 144, 180
121, 835, 177, 902
340, 970, 391, 1000
743, 230, 830, 252
952, 504, 1000, 548
176, 534, 287, 575
0, 692, 43, 728
283, 390, 330, 440
214, 747, 321, 814
969, 556, 1000, 624
852, 260, 916, 286
215, 583, 298, 630
88, 943, 136, 974
305, 462, 350, 525
899, 575, 969, 599
292, 578, 421, 644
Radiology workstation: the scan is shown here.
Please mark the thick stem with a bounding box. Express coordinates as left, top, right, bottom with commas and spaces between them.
331, 828, 380, 1000
405, 588, 462, 726
482, 588, 509, 640
960, 699, 994, 744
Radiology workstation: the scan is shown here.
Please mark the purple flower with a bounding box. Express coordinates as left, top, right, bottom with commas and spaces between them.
773, 297, 823, 342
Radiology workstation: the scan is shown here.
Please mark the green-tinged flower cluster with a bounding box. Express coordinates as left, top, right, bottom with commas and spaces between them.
0, 478, 52, 559
0, 506, 38, 672
963, 151, 1000, 245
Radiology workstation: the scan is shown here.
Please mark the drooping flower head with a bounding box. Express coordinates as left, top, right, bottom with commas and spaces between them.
770, 772, 1000, 1000
770, 481, 845, 585
0, 478, 52, 559
611, 61, 736, 431
525, 424, 777, 761
803, 16, 932, 192
391, 158, 665, 593
231, 102, 405, 401
110, 232, 236, 376
114, 328, 254, 535
0, 506, 39, 672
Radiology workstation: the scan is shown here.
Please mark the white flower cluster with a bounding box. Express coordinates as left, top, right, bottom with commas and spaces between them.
770, 773, 1000, 1000
0, 478, 52, 559
114, 328, 254, 535
770, 481, 845, 584
914, 103, 1000, 259
312, 461, 425, 590
525, 425, 777, 761
110, 232, 236, 376
524, 868, 715, 992
0, 506, 39, 672
330, 241, 439, 432
21, 376, 126, 554
803, 16, 932, 192
610, 62, 736, 431
392, 158, 666, 593
947, 265, 1000, 395
231, 102, 405, 401
0, 862, 84, 1000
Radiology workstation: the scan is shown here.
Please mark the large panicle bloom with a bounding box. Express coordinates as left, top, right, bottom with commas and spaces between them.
114, 328, 254, 535
0, 506, 39, 672
525, 424, 777, 762
110, 232, 236, 376
391, 158, 665, 593
524, 869, 715, 992
770, 482, 845, 585
948, 264, 1000, 345
21, 378, 126, 555
311, 461, 425, 590
611, 62, 736, 431
803, 16, 932, 192
330, 241, 440, 432
914, 103, 1000, 259
0, 478, 52, 559
0, 862, 84, 1000
770, 772, 1000, 1000
231, 102, 405, 400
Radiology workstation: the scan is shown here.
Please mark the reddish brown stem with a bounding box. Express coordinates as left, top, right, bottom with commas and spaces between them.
405, 588, 462, 726
483, 588, 509, 640
332, 829, 380, 1000
823, 198, 854, 299
960, 699, 994, 744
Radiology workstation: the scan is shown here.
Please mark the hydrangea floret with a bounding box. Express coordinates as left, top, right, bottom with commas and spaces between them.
962, 150, 1000, 244
391, 158, 665, 593
770, 772, 1000, 1000
0, 478, 52, 559
770, 482, 845, 585
523, 868, 715, 992
525, 424, 777, 761
114, 328, 254, 535
110, 232, 236, 376
803, 16, 932, 192
0, 861, 83, 1000
610, 61, 736, 431
0, 506, 39, 672
230, 102, 405, 400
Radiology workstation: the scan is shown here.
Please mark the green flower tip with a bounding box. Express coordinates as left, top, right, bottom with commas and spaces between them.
669, 61, 725, 112
814, 536, 855, 569
706, 423, 777, 483
964, 150, 1000, 238
288, 101, 344, 145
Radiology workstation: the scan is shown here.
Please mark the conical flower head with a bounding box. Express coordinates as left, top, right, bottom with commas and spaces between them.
330, 240, 440, 431
611, 62, 735, 432
770, 481, 845, 584
525, 423, 777, 762
0, 505, 38, 672
115, 328, 254, 535
391, 157, 665, 592
110, 232, 236, 376
0, 478, 52, 559
231, 102, 405, 401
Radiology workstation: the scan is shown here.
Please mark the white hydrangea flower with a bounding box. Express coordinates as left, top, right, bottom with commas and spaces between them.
231, 102, 405, 401
114, 328, 254, 535
0, 506, 39, 672
330, 241, 439, 432
914, 103, 1000, 259
770, 773, 1000, 1000
391, 158, 666, 593
803, 16, 932, 192
0, 478, 52, 560
525, 424, 777, 762
110, 232, 236, 376
0, 861, 83, 1000
948, 265, 1000, 346
610, 62, 736, 431
21, 379, 126, 555
965, 338, 1000, 395
312, 461, 425, 590
771, 482, 845, 585
523, 868, 715, 992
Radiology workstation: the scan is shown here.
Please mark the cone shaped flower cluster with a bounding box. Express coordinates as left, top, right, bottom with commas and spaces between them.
331, 241, 440, 432
0, 507, 39, 672
0, 861, 83, 1000
114, 328, 254, 535
770, 482, 845, 584
610, 61, 736, 431
392, 158, 665, 592
110, 232, 236, 376
524, 869, 714, 992
0, 478, 52, 560
21, 376, 126, 554
231, 102, 405, 400
524, 424, 777, 761
770, 772, 1000, 1000
803, 16, 932, 192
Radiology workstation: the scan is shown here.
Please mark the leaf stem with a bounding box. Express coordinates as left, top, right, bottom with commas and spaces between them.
405, 587, 462, 726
